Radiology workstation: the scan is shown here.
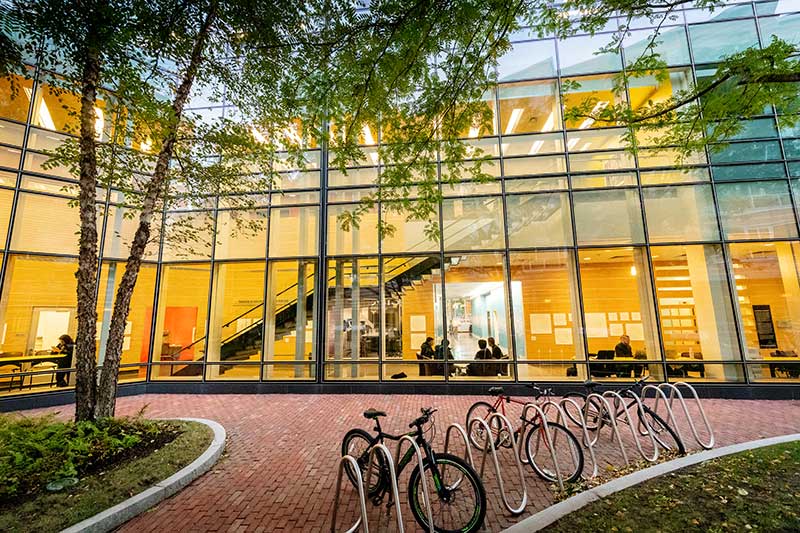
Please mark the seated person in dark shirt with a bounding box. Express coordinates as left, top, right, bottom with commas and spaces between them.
467, 339, 492, 376
488, 337, 508, 376
614, 334, 633, 357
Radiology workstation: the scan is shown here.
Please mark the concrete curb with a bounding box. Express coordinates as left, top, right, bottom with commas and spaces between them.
503, 432, 800, 532
60, 417, 226, 533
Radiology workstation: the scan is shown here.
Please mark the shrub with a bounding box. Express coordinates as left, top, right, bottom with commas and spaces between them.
0, 414, 179, 502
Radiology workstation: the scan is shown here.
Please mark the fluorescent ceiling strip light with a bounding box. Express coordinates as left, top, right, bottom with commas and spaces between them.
468, 126, 480, 138
528, 140, 544, 155
362, 125, 375, 145
504, 108, 524, 135
542, 111, 555, 132
26, 88, 56, 130
578, 100, 609, 130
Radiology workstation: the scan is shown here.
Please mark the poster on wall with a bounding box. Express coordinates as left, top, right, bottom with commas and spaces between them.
585, 313, 608, 338
410, 315, 427, 332
410, 333, 428, 350
625, 322, 644, 341
554, 327, 573, 345
609, 323, 624, 336
553, 313, 567, 326
530, 314, 552, 334
753, 305, 778, 349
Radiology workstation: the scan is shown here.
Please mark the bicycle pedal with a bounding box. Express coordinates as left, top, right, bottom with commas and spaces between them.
370, 495, 384, 506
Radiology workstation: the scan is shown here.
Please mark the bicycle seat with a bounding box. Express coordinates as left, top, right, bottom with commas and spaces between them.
363, 408, 387, 420
488, 386, 504, 395
584, 380, 599, 389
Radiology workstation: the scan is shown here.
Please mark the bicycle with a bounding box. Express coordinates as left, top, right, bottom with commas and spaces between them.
563, 376, 686, 455
341, 407, 487, 533
466, 384, 584, 483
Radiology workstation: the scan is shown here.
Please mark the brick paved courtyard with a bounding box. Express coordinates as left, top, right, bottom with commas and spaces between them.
13, 394, 800, 532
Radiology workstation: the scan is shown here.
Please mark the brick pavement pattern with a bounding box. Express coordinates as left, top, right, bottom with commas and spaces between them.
14, 394, 800, 532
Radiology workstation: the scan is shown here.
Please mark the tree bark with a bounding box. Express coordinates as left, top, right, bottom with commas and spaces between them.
94, 4, 218, 418
74, 43, 102, 423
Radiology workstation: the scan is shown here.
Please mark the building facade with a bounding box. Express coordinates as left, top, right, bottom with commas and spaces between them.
2, 0, 800, 398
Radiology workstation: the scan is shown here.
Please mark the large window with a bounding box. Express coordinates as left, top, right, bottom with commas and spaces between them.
652, 245, 742, 381
716, 181, 798, 240
442, 197, 505, 251
573, 189, 645, 245
325, 257, 380, 379
268, 206, 318, 257
642, 185, 719, 243
497, 80, 560, 135
445, 253, 513, 380
264, 260, 317, 380
506, 193, 573, 248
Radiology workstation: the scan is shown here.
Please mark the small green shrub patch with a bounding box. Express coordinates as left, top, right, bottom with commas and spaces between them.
0, 413, 180, 503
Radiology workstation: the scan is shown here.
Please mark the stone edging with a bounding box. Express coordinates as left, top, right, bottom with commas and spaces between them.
60, 417, 226, 533
503, 432, 800, 533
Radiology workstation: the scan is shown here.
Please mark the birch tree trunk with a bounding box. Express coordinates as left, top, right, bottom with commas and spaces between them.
94, 4, 217, 418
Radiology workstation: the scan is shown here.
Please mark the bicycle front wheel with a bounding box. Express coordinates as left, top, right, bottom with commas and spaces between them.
524, 421, 584, 483
408, 453, 487, 533
637, 406, 686, 455
465, 401, 504, 451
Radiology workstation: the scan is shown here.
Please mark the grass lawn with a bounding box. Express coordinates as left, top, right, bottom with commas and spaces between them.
0, 420, 213, 532
546, 441, 800, 532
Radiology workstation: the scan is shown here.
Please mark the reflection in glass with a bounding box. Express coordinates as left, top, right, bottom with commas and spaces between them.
268, 206, 318, 257
562, 74, 625, 130
214, 209, 267, 260
327, 203, 379, 255
497, 40, 557, 81
573, 189, 645, 245
688, 19, 759, 64
509, 251, 584, 363
716, 181, 798, 240
498, 80, 560, 135
506, 193, 573, 248
643, 185, 719, 243
442, 197, 505, 251
265, 260, 316, 379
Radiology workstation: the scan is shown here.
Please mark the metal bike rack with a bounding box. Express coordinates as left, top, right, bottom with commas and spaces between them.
602, 390, 659, 463
468, 414, 529, 514
557, 397, 599, 479
537, 399, 589, 479
443, 422, 476, 468
363, 443, 405, 533
395, 435, 434, 533
331, 455, 370, 533
641, 383, 688, 452
648, 381, 715, 450
586, 392, 630, 467
519, 402, 565, 492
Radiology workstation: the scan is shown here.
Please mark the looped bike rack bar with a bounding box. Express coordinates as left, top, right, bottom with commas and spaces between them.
558, 397, 599, 479
650, 381, 715, 450
586, 392, 630, 466
331, 455, 370, 533
641, 384, 687, 451
467, 414, 528, 514
364, 443, 405, 533
396, 435, 434, 533
519, 402, 565, 492
443, 422, 476, 468
603, 390, 659, 463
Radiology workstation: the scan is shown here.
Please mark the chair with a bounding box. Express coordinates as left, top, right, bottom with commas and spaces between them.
769, 350, 799, 378
591, 350, 615, 378
680, 352, 705, 378
30, 361, 58, 388
0, 364, 20, 392
416, 352, 429, 377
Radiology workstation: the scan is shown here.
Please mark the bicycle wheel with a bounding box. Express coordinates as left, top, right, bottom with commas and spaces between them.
524, 421, 584, 483
465, 401, 504, 451
637, 406, 686, 455
564, 392, 603, 431
407, 452, 487, 533
340, 428, 387, 496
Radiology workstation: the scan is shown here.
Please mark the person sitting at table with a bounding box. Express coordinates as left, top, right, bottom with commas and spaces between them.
614, 335, 633, 357
467, 339, 492, 376
52, 334, 74, 387
432, 339, 454, 376
488, 337, 508, 376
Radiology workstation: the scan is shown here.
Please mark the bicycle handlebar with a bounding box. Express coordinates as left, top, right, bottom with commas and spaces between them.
409, 407, 437, 428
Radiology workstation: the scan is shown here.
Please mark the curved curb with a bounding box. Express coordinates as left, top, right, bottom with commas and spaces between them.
60, 417, 226, 533
503, 432, 800, 532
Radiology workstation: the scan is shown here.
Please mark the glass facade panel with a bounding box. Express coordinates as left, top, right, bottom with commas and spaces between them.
498, 39, 557, 81
716, 181, 798, 240
501, 132, 563, 157
503, 155, 566, 176
506, 193, 573, 248
579, 247, 660, 365
264, 260, 316, 380
558, 34, 622, 75
652, 245, 741, 369
102, 205, 160, 261
509, 251, 584, 362
688, 19, 759, 63
624, 27, 691, 67
11, 193, 85, 255
268, 206, 318, 257
0, 74, 32, 122
562, 74, 625, 130
442, 197, 505, 251
151, 263, 211, 379
381, 256, 444, 380
327, 204, 379, 255
214, 209, 267, 260
729, 242, 800, 362
161, 211, 214, 262
573, 189, 645, 245
497, 80, 560, 135
206, 262, 265, 379
444, 254, 513, 380
381, 202, 439, 254
643, 185, 720, 242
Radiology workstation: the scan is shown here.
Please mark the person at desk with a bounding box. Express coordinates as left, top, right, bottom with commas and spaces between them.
420, 337, 435, 359
614, 335, 633, 358
433, 339, 454, 376
52, 334, 74, 387
488, 337, 508, 376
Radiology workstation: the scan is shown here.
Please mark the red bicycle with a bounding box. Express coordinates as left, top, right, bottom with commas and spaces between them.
466, 384, 584, 483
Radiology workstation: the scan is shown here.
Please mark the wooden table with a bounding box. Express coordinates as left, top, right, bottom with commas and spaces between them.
0, 354, 67, 390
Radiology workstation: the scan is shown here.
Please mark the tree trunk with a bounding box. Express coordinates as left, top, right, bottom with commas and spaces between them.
74, 44, 102, 423
94, 4, 218, 418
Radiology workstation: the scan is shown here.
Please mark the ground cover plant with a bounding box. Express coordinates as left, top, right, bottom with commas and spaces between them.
546, 441, 800, 532
0, 414, 212, 531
